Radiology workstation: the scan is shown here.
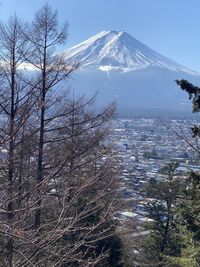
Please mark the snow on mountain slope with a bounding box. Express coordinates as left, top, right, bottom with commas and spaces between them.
58, 30, 200, 115
61, 30, 198, 74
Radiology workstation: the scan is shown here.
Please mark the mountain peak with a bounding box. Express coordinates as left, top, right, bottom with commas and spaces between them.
61, 30, 197, 74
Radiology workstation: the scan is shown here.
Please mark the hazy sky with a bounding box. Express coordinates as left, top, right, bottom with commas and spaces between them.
1, 0, 200, 71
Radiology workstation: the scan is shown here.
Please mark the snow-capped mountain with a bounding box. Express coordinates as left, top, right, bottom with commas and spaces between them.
60, 31, 200, 116
62, 30, 197, 75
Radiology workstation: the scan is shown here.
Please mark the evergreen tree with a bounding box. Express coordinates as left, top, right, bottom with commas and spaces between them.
171, 79, 200, 266
140, 162, 182, 267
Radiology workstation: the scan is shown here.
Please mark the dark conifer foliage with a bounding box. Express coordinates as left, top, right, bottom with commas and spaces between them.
139, 162, 182, 267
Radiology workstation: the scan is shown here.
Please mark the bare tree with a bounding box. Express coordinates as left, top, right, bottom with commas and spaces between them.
21, 4, 76, 232
0, 15, 35, 267
0, 4, 120, 267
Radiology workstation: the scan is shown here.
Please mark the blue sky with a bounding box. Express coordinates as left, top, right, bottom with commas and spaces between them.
1, 0, 200, 71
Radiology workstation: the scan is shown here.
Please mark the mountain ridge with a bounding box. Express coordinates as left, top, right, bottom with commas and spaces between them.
58, 30, 200, 115
60, 30, 199, 75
